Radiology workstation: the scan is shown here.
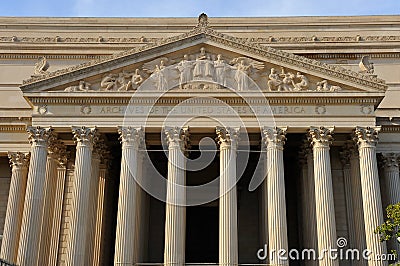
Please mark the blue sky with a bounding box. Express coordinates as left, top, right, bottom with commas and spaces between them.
0, 0, 399, 17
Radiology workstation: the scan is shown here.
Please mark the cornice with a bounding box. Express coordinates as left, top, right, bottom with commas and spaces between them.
26, 93, 382, 106
20, 16, 387, 93
2, 35, 400, 45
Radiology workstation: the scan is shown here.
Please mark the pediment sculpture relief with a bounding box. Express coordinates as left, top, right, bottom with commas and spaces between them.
62, 48, 343, 93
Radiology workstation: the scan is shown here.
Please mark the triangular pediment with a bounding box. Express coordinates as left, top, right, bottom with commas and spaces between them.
20, 14, 387, 94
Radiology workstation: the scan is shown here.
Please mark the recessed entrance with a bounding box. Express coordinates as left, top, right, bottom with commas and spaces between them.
186, 205, 219, 263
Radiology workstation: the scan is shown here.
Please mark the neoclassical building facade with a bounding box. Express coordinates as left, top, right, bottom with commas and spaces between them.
0, 14, 399, 266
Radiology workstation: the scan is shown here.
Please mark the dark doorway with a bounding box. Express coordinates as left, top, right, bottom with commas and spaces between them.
186, 206, 219, 263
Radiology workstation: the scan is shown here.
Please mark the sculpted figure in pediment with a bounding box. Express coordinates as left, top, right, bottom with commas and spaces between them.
316, 80, 342, 92
230, 57, 264, 91
143, 57, 171, 91
116, 71, 132, 91
293, 72, 309, 91
131, 69, 144, 90
267, 68, 283, 91
100, 73, 117, 90
64, 80, 92, 92
214, 54, 227, 86
176, 54, 193, 88
193, 47, 213, 81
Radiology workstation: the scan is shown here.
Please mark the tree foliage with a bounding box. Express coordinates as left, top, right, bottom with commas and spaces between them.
375, 203, 400, 242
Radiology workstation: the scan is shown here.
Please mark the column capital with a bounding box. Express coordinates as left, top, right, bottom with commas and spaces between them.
216, 126, 240, 149
353, 126, 380, 148
298, 139, 311, 166
339, 141, 355, 167
118, 126, 144, 149
49, 140, 69, 168
93, 138, 111, 165
262, 126, 287, 150
308, 126, 334, 148
164, 126, 189, 151
27, 126, 55, 146
72, 126, 98, 148
381, 153, 400, 170
7, 152, 30, 168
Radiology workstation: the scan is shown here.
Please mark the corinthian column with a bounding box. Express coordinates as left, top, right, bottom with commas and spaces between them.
93, 154, 110, 266
66, 126, 98, 266
339, 144, 356, 250
381, 153, 400, 257
308, 126, 338, 266
262, 127, 288, 266
354, 127, 387, 266
38, 140, 65, 266
164, 126, 189, 266
114, 126, 143, 266
86, 139, 108, 266
48, 148, 68, 266
216, 126, 239, 266
17, 126, 54, 266
0, 152, 30, 264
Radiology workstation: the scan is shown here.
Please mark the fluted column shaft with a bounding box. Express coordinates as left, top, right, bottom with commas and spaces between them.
48, 163, 68, 266
348, 145, 367, 266
93, 165, 108, 266
85, 151, 101, 266
66, 126, 97, 266
164, 127, 188, 266
340, 144, 356, 250
381, 153, 400, 258
260, 148, 268, 262
217, 126, 239, 266
308, 127, 338, 266
0, 152, 30, 263
354, 127, 387, 266
37, 153, 57, 266
306, 150, 319, 265
114, 126, 143, 266
17, 126, 53, 266
381, 153, 400, 206
263, 127, 288, 266
134, 150, 146, 263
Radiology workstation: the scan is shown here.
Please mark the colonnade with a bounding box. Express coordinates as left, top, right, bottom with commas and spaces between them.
0, 125, 395, 266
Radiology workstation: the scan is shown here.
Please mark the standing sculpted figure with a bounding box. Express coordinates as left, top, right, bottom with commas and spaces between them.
142, 57, 170, 91
214, 54, 227, 85
193, 47, 207, 80
267, 68, 283, 91
234, 60, 251, 91
176, 54, 193, 88
131, 69, 143, 90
